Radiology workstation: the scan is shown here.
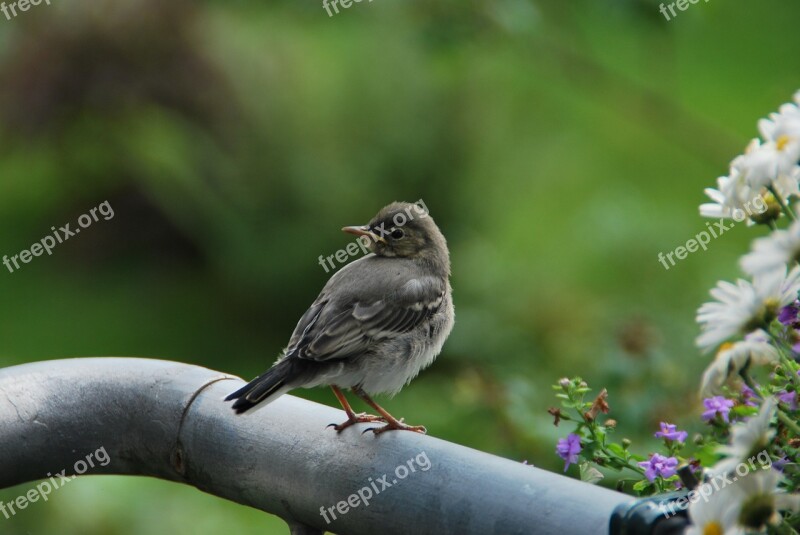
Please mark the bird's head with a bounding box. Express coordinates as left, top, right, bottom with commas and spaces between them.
342, 201, 449, 272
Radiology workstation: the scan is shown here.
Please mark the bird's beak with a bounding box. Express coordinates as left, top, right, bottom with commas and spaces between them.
342, 225, 385, 244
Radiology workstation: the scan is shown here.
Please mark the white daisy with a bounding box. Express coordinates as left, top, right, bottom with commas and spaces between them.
684, 481, 744, 535
758, 99, 800, 163
781, 267, 800, 316
733, 138, 800, 191
700, 168, 792, 225
772, 166, 800, 205
735, 468, 800, 531
700, 175, 743, 220
700, 332, 779, 397
741, 214, 800, 278
700, 169, 757, 221
696, 266, 800, 353
709, 398, 776, 477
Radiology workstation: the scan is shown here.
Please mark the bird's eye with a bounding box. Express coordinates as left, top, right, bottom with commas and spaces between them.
390, 228, 405, 239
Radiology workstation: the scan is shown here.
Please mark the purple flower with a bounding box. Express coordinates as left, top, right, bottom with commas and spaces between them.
702, 396, 735, 423
556, 433, 581, 472
778, 303, 799, 325
773, 455, 789, 473
638, 453, 678, 482
741, 384, 759, 407
777, 390, 798, 410
654, 422, 688, 443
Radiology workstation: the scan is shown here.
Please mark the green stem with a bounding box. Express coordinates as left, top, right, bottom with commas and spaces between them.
769, 185, 797, 221
741, 370, 759, 392
741, 366, 800, 435
572, 396, 645, 477
767, 334, 800, 390
583, 417, 645, 477
770, 519, 800, 535
777, 408, 800, 436
783, 358, 800, 391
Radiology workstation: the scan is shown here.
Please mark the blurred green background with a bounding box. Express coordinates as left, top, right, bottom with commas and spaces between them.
1, 0, 799, 533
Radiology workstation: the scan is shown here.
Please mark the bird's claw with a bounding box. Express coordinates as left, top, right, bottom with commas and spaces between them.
328, 412, 385, 433
363, 420, 427, 436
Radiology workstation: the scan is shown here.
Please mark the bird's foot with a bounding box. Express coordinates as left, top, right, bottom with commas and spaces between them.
364, 418, 427, 436
327, 412, 386, 433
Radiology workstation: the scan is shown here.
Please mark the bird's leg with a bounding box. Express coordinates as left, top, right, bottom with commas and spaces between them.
351, 386, 427, 435
327, 385, 385, 432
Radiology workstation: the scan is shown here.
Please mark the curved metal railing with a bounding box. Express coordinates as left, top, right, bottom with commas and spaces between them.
0, 357, 636, 534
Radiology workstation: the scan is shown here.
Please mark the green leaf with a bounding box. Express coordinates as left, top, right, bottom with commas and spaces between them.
695, 442, 722, 467
730, 405, 758, 419
632, 479, 655, 495
607, 443, 629, 459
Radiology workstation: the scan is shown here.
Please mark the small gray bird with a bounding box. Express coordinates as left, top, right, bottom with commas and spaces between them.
225, 201, 454, 435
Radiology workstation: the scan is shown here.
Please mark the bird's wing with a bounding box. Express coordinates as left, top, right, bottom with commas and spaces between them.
284, 276, 446, 362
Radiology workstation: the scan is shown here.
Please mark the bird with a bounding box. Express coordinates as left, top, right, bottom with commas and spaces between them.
225, 201, 454, 435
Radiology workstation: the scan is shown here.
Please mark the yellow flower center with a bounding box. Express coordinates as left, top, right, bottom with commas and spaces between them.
718, 342, 735, 353
777, 134, 791, 151
703, 521, 723, 535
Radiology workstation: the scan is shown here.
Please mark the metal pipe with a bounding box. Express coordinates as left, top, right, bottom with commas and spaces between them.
0, 358, 633, 534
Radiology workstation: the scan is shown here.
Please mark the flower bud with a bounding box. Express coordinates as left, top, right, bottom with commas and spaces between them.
750, 191, 781, 225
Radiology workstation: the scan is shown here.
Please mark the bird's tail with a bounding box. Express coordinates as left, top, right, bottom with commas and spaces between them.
225, 358, 296, 414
